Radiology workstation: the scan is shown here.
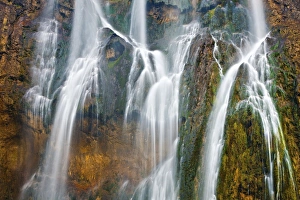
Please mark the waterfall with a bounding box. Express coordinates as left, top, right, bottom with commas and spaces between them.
249, 0, 267, 39
201, 1, 296, 199
21, 0, 111, 198
24, 0, 58, 125
125, 0, 201, 198
33, 0, 107, 198
130, 0, 147, 46
201, 37, 269, 200
19, 0, 297, 199
21, 0, 59, 198
127, 23, 201, 200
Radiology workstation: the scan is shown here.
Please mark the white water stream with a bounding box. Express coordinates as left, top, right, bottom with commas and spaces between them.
22, 0, 197, 198
126, 22, 201, 199
21, 0, 296, 199
124, 0, 204, 199
201, 1, 296, 199
130, 0, 147, 47
22, 0, 109, 198
24, 0, 58, 125
34, 0, 105, 198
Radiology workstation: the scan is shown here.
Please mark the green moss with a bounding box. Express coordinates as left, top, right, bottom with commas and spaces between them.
178, 35, 219, 199
268, 39, 300, 198
216, 36, 300, 199
103, 2, 130, 34
108, 54, 122, 69
218, 104, 266, 199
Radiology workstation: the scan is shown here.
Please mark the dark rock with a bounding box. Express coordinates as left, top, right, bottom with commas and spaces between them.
211, 6, 226, 30
106, 37, 125, 62
147, 2, 180, 24
152, 0, 191, 10
1, 0, 300, 199
178, 31, 216, 200
232, 4, 248, 32
198, 0, 219, 13
0, 0, 45, 199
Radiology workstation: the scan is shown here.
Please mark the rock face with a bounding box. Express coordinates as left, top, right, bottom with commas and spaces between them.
67, 117, 145, 199
179, 0, 300, 199
152, 0, 191, 10
0, 0, 300, 199
178, 31, 216, 200
265, 0, 300, 197
0, 0, 45, 198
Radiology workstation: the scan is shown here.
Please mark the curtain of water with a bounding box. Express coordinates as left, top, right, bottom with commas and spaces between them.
21, 0, 197, 198
21, 0, 111, 199
33, 0, 107, 198
130, 0, 147, 47
21, 0, 295, 199
23, 0, 58, 125
201, 1, 296, 199
127, 24, 201, 200
21, 0, 58, 198
125, 0, 201, 198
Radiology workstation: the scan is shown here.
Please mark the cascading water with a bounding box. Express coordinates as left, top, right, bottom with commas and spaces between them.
127, 23, 201, 200
24, 0, 58, 125
20, 1, 58, 198
125, 0, 201, 198
129, 0, 147, 46
34, 0, 108, 198
249, 0, 267, 39
19, 0, 298, 199
201, 1, 296, 199
21, 0, 112, 199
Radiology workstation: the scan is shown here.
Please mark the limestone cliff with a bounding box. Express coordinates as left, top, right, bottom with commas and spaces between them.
0, 0, 44, 198
266, 0, 300, 196
0, 0, 299, 199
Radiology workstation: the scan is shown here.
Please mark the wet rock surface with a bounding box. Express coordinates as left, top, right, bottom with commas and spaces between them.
0, 0, 45, 198
0, 0, 300, 199
265, 0, 300, 197
178, 31, 216, 200
152, 0, 191, 10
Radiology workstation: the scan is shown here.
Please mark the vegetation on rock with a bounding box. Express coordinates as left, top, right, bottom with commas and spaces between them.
0, 0, 299, 199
